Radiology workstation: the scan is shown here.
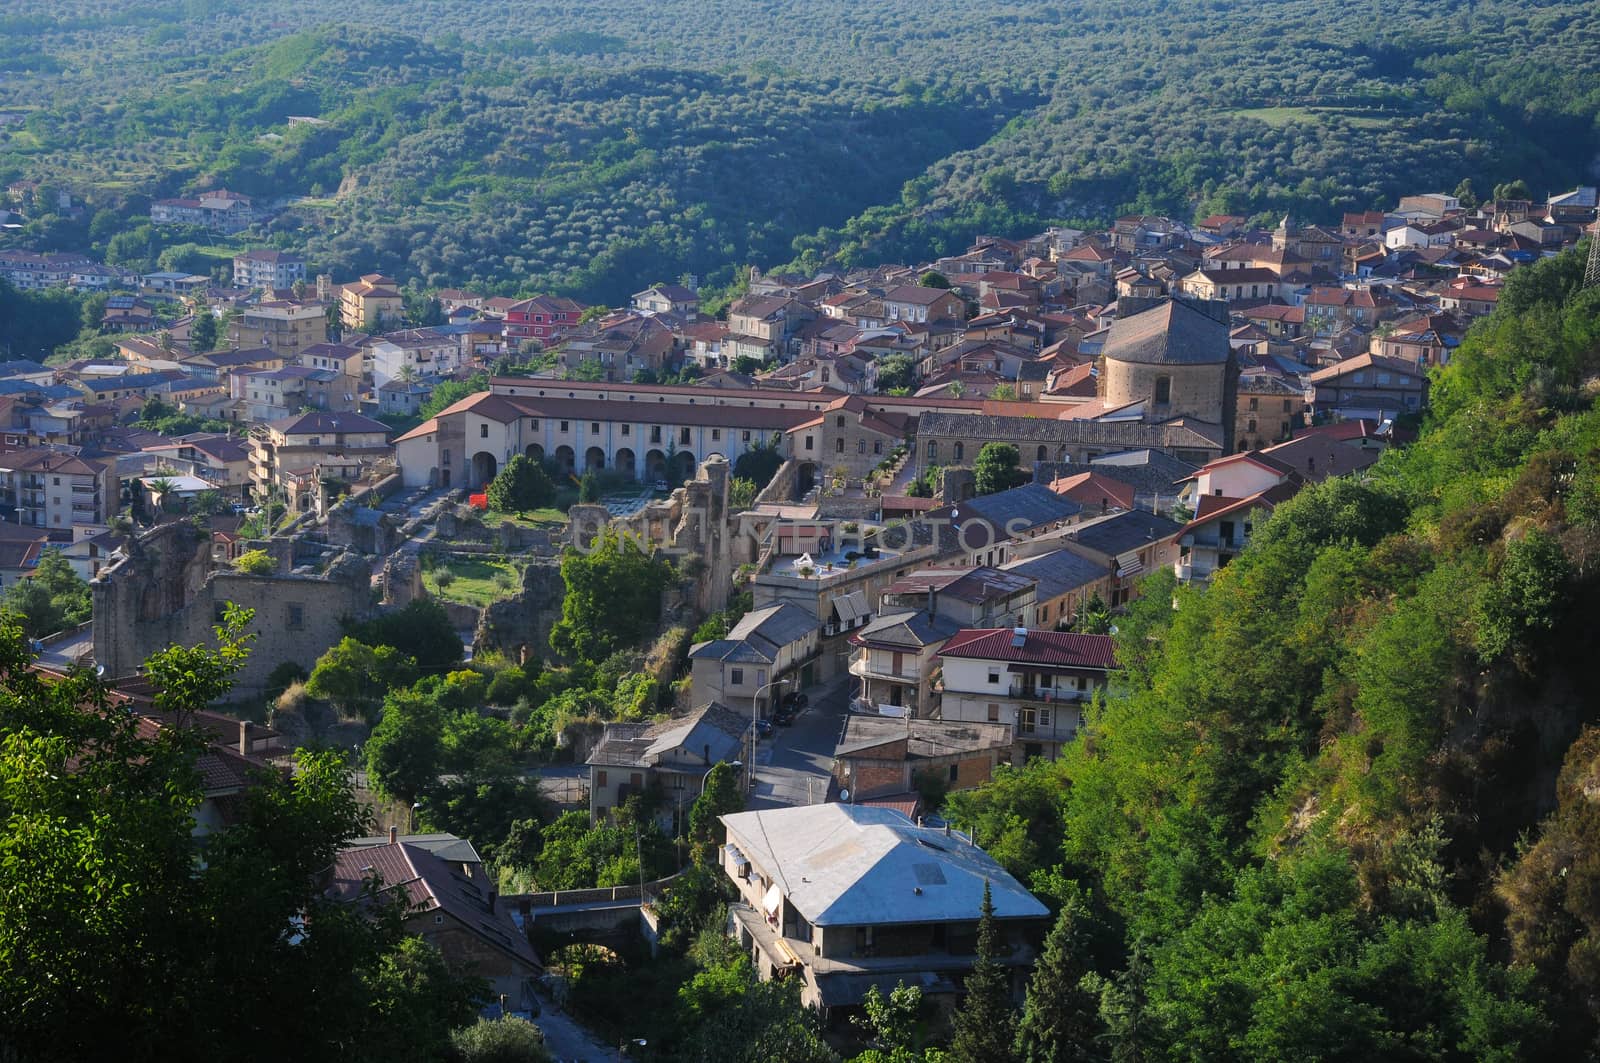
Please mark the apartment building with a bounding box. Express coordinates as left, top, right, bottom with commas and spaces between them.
938, 627, 1116, 762
229, 300, 328, 359
719, 804, 1048, 1017
232, 249, 306, 291
586, 702, 749, 833
339, 274, 405, 331
248, 411, 392, 515
0, 449, 117, 531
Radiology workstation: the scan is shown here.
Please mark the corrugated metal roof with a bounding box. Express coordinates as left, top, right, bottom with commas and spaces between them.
938, 628, 1117, 670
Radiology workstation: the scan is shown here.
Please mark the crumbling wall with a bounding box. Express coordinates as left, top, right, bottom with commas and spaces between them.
93, 523, 378, 699
474, 560, 567, 663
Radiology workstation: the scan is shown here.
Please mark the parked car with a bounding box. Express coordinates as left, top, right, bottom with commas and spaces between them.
781, 691, 809, 710
754, 719, 774, 739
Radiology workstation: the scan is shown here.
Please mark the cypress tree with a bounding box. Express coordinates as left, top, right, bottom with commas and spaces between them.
950, 880, 1017, 1062
1014, 898, 1104, 1062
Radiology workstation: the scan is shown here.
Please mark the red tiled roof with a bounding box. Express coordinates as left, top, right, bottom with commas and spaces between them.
937, 628, 1117, 670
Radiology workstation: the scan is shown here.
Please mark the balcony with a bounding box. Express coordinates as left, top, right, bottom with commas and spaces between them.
1006, 682, 1090, 703
848, 657, 916, 683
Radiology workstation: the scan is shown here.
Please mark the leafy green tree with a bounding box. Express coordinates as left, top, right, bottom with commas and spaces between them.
348, 598, 463, 673
568, 358, 607, 381
674, 954, 836, 1063
234, 548, 274, 575
418, 372, 489, 420
365, 689, 445, 806
306, 637, 418, 721
1, 548, 91, 638
918, 270, 951, 289
612, 671, 657, 719
486, 454, 556, 513
853, 981, 931, 1060
730, 354, 764, 375
450, 1016, 552, 1063
949, 882, 1017, 1063
731, 435, 783, 488
551, 528, 673, 665
689, 761, 744, 857
1475, 528, 1571, 661
1015, 898, 1104, 1063
579, 469, 600, 502
876, 354, 918, 393
191, 309, 219, 352
973, 442, 1024, 495
990, 382, 1018, 401
0, 605, 485, 1061
728, 476, 758, 511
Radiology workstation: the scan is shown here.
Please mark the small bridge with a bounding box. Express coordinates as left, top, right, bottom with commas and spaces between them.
507, 874, 682, 957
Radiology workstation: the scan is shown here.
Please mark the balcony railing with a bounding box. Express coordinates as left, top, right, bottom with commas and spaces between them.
849, 658, 915, 682
1007, 682, 1090, 703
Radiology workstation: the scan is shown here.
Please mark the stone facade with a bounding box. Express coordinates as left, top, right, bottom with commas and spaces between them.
92, 523, 377, 697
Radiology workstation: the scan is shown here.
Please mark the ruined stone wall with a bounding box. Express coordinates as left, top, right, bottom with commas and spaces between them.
93, 523, 378, 698
474, 560, 567, 663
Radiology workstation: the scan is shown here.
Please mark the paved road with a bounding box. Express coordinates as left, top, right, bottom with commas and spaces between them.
749, 671, 852, 810
532, 994, 616, 1063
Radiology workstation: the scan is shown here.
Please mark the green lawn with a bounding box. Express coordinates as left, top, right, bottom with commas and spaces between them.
424, 557, 521, 607
1230, 106, 1392, 130
481, 506, 569, 529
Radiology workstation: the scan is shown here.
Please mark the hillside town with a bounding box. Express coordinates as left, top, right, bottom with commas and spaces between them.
2, 178, 1598, 1056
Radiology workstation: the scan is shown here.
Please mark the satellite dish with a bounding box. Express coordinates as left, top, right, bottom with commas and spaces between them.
95, 665, 105, 677
839, 788, 851, 803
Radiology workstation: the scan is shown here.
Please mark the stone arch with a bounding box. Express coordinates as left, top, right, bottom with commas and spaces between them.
553, 445, 576, 475
674, 450, 697, 482
1153, 374, 1171, 406
954, 442, 965, 462
470, 451, 498, 486
615, 447, 637, 478
645, 449, 667, 481
585, 446, 606, 472
797, 462, 819, 496
1036, 444, 1048, 462
526, 443, 545, 463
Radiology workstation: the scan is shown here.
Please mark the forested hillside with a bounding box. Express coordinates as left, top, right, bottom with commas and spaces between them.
2, 1, 1598, 300
941, 244, 1600, 1057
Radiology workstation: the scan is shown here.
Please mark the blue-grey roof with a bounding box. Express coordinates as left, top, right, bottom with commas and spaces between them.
1001, 548, 1108, 600
960, 482, 1081, 534
1062, 509, 1183, 558
82, 372, 171, 392
730, 601, 820, 648
721, 804, 1048, 928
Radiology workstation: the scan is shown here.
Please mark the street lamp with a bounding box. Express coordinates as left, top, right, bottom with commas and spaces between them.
701, 759, 742, 796
619, 1037, 647, 1060
750, 678, 791, 791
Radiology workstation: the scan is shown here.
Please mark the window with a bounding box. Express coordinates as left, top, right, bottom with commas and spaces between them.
1154, 375, 1171, 404
1249, 397, 1259, 411
948, 763, 959, 782
479, 424, 488, 437
630, 772, 643, 788
1283, 399, 1292, 412
680, 427, 691, 445
987, 670, 1000, 685
287, 604, 304, 629
805, 436, 815, 451
1377, 372, 1391, 385
1247, 419, 1257, 432
51, 477, 59, 486
712, 429, 721, 441
731, 668, 744, 686
927, 441, 937, 459
743, 430, 752, 442
836, 438, 844, 453
621, 424, 630, 436
836, 416, 846, 428
873, 440, 882, 454
597, 770, 607, 787
987, 703, 1000, 722
591, 422, 600, 433
560, 420, 569, 432
954, 442, 964, 461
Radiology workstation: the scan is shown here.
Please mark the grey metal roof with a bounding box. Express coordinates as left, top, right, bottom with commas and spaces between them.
959, 482, 1082, 533
1000, 548, 1109, 599
1103, 297, 1229, 366
721, 804, 1048, 927
854, 609, 961, 648
586, 702, 748, 769
835, 716, 1013, 760
729, 601, 821, 648
1061, 509, 1183, 557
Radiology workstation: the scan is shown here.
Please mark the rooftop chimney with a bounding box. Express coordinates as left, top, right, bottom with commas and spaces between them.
238, 719, 249, 757
388, 824, 399, 846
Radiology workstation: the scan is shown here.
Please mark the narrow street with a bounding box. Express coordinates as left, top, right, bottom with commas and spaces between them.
748, 671, 851, 810
531, 995, 616, 1063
